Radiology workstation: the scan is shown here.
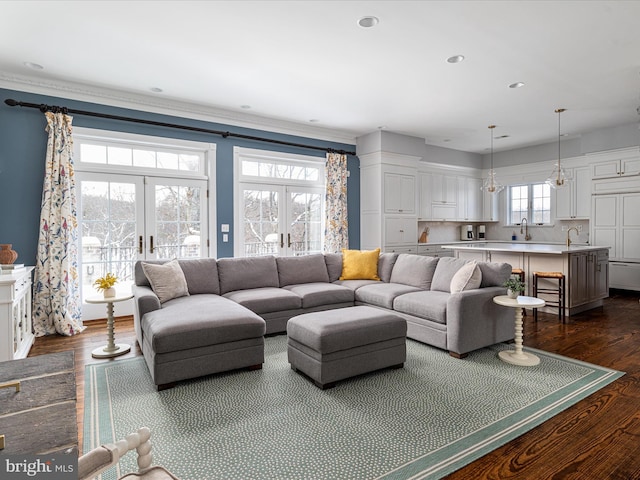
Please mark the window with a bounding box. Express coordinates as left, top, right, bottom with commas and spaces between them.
508, 183, 551, 225
73, 128, 215, 320
234, 147, 325, 257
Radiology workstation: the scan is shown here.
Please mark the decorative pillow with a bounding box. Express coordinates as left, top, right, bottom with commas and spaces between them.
389, 254, 439, 289
431, 257, 469, 292
339, 248, 381, 281
450, 261, 483, 293
141, 259, 189, 304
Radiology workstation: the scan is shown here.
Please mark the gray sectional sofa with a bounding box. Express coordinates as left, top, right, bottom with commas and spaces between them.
133, 253, 514, 388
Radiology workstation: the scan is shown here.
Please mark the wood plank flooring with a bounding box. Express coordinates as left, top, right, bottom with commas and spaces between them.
29, 291, 640, 479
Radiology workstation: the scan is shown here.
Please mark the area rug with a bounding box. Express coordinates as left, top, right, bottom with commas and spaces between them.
84, 336, 623, 480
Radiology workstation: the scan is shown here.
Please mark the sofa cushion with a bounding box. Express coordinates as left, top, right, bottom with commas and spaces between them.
393, 291, 450, 325
450, 261, 482, 293
355, 282, 422, 309
283, 283, 354, 308
142, 295, 265, 353
136, 259, 220, 295
217, 256, 279, 294
340, 248, 381, 280
430, 257, 470, 293
277, 254, 330, 287
389, 254, 439, 290
324, 253, 343, 283
478, 262, 512, 287
223, 287, 301, 314
333, 279, 381, 291
141, 259, 190, 304
378, 253, 399, 283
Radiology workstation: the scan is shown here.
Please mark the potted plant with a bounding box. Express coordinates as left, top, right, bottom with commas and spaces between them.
503, 278, 525, 299
94, 272, 118, 298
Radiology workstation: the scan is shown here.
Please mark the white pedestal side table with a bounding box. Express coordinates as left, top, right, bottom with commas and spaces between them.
493, 295, 545, 366
86, 292, 134, 358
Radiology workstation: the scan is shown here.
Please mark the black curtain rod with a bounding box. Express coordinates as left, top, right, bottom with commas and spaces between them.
4, 98, 356, 156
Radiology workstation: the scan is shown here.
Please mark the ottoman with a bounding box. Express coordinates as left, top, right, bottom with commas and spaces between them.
287, 306, 407, 389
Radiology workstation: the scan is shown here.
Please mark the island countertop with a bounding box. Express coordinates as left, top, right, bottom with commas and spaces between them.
439, 241, 610, 255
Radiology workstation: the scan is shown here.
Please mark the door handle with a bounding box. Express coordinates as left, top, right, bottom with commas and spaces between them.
280, 233, 284, 248
139, 235, 143, 254
149, 235, 154, 254
287, 233, 292, 248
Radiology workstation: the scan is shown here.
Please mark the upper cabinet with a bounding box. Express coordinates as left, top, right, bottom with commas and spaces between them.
384, 172, 416, 214
457, 177, 483, 221
592, 157, 640, 179
555, 166, 591, 220
428, 173, 457, 221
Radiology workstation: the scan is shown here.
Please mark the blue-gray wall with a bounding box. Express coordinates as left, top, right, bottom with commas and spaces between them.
0, 88, 359, 263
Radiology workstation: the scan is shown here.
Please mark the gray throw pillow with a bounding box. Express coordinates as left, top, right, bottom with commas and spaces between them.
277, 254, 330, 286
478, 262, 512, 287
430, 257, 469, 292
389, 254, 439, 289
217, 256, 279, 294
141, 259, 189, 304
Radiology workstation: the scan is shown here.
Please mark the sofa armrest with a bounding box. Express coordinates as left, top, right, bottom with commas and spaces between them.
132, 285, 161, 349
445, 286, 513, 356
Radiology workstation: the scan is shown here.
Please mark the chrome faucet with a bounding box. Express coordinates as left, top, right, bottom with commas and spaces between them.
566, 226, 580, 247
520, 218, 531, 241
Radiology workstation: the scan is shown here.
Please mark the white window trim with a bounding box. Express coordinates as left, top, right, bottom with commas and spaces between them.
233, 147, 326, 257
506, 182, 552, 226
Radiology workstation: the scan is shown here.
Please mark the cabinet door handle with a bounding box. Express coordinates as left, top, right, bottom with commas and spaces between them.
149, 236, 154, 254
139, 235, 143, 254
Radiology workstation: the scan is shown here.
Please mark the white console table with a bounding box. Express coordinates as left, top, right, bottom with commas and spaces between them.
0, 267, 35, 362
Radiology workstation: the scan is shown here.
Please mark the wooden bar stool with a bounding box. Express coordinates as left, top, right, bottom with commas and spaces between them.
511, 268, 526, 316
532, 271, 566, 323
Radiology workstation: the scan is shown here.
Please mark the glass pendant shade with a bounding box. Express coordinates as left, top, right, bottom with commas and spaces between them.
483, 170, 504, 194
547, 108, 570, 189
482, 125, 503, 194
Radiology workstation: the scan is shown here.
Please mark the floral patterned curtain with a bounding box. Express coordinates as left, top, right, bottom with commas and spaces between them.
33, 111, 84, 336
324, 152, 349, 253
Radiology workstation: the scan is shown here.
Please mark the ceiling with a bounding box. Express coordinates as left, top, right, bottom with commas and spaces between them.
2, 0, 640, 154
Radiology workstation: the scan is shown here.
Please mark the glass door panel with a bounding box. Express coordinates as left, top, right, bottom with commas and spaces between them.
240, 186, 281, 257
145, 178, 207, 259
287, 188, 323, 256
78, 173, 143, 320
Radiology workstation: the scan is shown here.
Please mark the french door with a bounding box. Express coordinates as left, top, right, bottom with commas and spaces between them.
238, 183, 323, 257
78, 172, 208, 319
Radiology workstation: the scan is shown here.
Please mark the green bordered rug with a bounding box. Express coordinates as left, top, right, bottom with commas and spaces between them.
84, 336, 623, 480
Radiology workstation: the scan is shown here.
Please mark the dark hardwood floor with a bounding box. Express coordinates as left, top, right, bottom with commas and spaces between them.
29, 291, 640, 479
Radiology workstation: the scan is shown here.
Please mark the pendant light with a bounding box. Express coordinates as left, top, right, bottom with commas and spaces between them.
546, 108, 570, 188
482, 125, 504, 194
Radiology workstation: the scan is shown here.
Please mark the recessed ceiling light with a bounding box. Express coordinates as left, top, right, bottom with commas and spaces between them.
23, 62, 44, 70
446, 55, 465, 64
240, 105, 251, 109
309, 119, 320, 123
378, 125, 387, 130
495, 135, 510, 139
443, 139, 452, 142
150, 87, 163, 93
509, 82, 525, 89
358, 16, 379, 28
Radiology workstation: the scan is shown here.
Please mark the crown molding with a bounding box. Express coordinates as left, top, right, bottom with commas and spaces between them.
0, 72, 358, 146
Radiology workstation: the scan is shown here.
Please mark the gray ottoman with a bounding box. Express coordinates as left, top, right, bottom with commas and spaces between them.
287, 306, 407, 389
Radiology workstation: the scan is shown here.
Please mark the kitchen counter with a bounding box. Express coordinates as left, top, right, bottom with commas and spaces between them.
440, 241, 610, 254
439, 241, 610, 316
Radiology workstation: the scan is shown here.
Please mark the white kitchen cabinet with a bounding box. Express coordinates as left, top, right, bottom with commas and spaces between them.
419, 172, 458, 221
592, 193, 640, 261
417, 244, 454, 257
457, 177, 482, 221
384, 245, 418, 254
0, 267, 34, 362
384, 172, 416, 214
431, 173, 457, 205
482, 190, 500, 222
418, 172, 432, 220
592, 157, 640, 179
555, 166, 591, 219
384, 216, 418, 246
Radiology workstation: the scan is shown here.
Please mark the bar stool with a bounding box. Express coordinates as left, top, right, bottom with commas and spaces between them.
511, 268, 526, 316
532, 271, 566, 323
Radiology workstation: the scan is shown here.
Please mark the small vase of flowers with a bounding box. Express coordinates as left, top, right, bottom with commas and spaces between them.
503, 278, 526, 299
94, 273, 118, 298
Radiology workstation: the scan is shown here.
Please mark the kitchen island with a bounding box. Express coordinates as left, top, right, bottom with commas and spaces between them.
441, 242, 610, 316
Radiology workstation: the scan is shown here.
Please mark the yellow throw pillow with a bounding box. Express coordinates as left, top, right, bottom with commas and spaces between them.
340, 248, 381, 280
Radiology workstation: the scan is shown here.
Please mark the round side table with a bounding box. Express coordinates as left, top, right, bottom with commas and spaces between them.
86, 292, 134, 358
493, 295, 545, 366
